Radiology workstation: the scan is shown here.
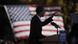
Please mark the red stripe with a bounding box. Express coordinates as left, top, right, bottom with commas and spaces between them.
41, 19, 63, 21
14, 24, 63, 28
15, 30, 29, 33
14, 24, 30, 27
17, 36, 29, 39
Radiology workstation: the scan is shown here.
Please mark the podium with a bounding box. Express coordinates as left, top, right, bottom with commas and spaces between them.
40, 35, 59, 44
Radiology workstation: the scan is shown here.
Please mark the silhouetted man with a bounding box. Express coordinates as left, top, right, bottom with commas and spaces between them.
28, 6, 58, 44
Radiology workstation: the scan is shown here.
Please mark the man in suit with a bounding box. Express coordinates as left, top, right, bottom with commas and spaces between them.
28, 6, 58, 44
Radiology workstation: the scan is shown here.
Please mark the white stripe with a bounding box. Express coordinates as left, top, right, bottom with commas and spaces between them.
15, 31, 30, 37
42, 26, 57, 30
14, 26, 30, 32
13, 21, 30, 26
42, 31, 57, 36
53, 16, 63, 20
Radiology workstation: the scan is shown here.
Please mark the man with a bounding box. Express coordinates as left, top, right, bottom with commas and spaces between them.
28, 6, 58, 44
67, 4, 78, 44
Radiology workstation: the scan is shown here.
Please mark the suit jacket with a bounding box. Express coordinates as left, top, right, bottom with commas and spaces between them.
0, 6, 15, 41
29, 15, 53, 40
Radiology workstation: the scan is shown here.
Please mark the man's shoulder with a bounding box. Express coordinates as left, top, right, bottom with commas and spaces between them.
31, 15, 37, 20
33, 15, 38, 18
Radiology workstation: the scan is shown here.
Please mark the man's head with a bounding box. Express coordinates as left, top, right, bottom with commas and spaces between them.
36, 6, 45, 17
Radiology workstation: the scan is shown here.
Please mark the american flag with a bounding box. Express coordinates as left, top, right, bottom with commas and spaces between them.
4, 5, 32, 39
4, 5, 65, 39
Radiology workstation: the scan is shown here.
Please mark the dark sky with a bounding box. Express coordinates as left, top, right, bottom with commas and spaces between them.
0, 0, 22, 5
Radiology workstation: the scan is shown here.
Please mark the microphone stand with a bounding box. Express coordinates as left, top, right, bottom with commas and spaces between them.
57, 28, 59, 44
